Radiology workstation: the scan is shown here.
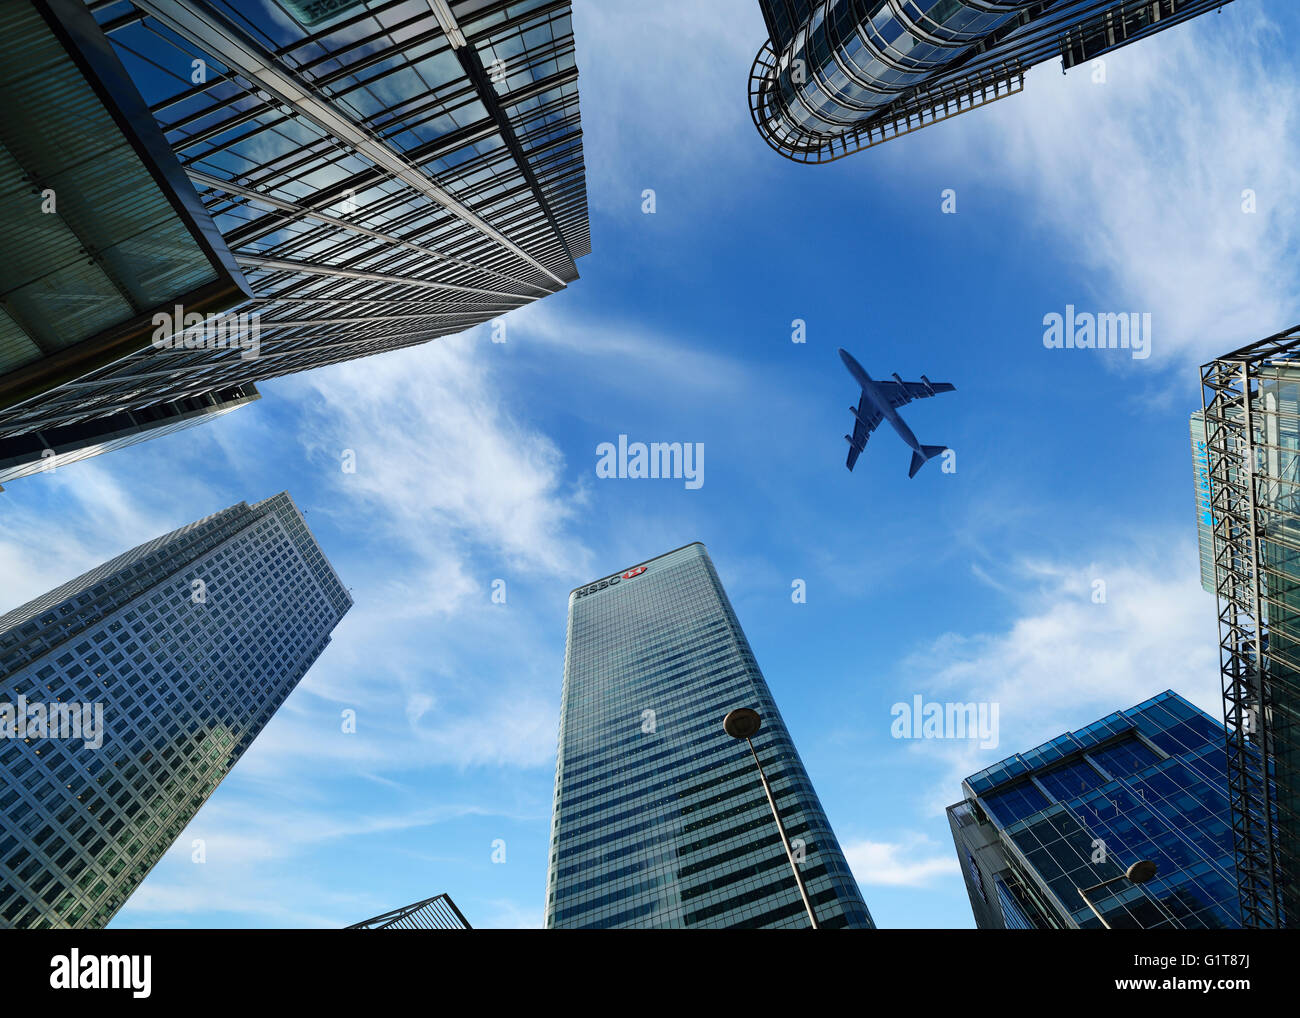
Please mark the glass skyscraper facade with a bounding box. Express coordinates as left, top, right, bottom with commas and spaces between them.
1201, 327, 1300, 928
545, 543, 873, 929
948, 690, 1241, 929
0, 491, 351, 928
1, 0, 589, 482
749, 0, 1236, 162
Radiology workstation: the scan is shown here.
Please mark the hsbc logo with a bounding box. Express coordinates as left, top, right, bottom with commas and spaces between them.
574, 564, 649, 600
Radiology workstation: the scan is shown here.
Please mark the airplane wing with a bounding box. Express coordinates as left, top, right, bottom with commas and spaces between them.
874, 375, 956, 409
844, 392, 882, 471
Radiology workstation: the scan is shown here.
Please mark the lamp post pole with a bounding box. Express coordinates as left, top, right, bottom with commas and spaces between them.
1078, 859, 1159, 929
723, 707, 819, 929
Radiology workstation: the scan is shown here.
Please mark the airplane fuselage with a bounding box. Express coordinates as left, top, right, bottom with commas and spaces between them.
839, 349, 922, 453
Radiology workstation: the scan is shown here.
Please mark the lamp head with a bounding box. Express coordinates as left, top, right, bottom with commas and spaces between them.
1125, 860, 1158, 884
723, 708, 762, 740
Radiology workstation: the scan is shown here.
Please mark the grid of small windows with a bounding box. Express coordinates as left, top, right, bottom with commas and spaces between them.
545, 543, 873, 929
0, 0, 589, 448
0, 492, 350, 928
966, 691, 1241, 929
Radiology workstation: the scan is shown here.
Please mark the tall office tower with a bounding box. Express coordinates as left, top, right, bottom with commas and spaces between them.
0, 0, 589, 482
348, 892, 471, 930
1201, 326, 1300, 929
545, 543, 873, 929
1190, 411, 1215, 595
748, 0, 1235, 162
947, 690, 1241, 929
0, 492, 350, 928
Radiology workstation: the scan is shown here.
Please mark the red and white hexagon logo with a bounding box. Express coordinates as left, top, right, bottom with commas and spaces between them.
622, 566, 647, 579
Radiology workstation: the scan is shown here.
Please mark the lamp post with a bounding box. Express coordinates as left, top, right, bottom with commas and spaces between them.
1078, 859, 1158, 929
722, 707, 819, 929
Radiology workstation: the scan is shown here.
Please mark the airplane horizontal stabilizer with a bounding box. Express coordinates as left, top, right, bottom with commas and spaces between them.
908, 444, 946, 479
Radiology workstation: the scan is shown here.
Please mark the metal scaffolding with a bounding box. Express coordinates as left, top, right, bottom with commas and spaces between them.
1200, 325, 1300, 929
347, 892, 471, 930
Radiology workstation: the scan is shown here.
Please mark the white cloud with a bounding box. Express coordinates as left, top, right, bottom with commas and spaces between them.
572, 0, 766, 213
146, 333, 591, 778
936, 5, 1300, 367
230, 676, 562, 775
119, 879, 347, 929
0, 463, 176, 614
113, 795, 531, 928
279, 331, 590, 582
176, 797, 514, 856
505, 299, 750, 397
899, 535, 1221, 813
843, 835, 957, 887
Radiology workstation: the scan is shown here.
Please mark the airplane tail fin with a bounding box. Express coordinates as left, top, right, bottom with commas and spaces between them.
908, 444, 946, 479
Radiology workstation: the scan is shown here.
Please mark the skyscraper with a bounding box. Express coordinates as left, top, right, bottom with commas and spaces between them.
348, 892, 471, 930
947, 690, 1240, 929
0, 492, 350, 929
749, 0, 1236, 163
545, 543, 873, 929
1201, 326, 1300, 928
0, 0, 589, 482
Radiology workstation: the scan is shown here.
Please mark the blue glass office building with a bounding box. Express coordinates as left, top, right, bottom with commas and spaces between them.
545, 543, 872, 929
947, 690, 1241, 929
0, 492, 350, 928
750, 0, 1236, 162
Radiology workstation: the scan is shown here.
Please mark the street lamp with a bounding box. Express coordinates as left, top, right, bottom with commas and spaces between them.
1078, 859, 1158, 929
723, 707, 819, 929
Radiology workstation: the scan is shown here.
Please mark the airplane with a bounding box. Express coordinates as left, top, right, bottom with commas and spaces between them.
838, 348, 955, 478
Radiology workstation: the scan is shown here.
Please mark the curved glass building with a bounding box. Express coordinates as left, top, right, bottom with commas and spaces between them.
750, 0, 1238, 161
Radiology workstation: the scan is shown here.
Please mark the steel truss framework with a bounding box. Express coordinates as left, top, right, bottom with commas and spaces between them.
749, 0, 1235, 163
347, 892, 471, 930
1200, 324, 1300, 929
0, 0, 589, 474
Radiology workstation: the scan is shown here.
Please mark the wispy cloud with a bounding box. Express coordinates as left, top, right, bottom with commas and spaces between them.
195, 334, 594, 776
280, 332, 591, 581
0, 462, 177, 613
501, 299, 751, 396
113, 792, 534, 928
572, 0, 768, 214
844, 834, 958, 887
939, 4, 1300, 368
897, 534, 1220, 813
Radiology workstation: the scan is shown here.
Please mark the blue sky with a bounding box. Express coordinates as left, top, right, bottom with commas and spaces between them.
3, 0, 1300, 929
